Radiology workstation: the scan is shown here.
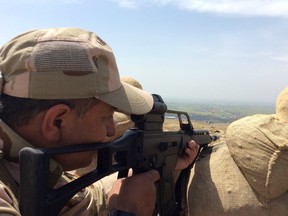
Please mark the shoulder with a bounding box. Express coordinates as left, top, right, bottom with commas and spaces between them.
0, 180, 20, 216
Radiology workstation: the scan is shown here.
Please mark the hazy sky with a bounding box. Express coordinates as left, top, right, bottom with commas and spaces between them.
1, 0, 288, 105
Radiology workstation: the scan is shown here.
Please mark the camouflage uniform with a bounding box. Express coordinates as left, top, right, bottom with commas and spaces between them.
0, 119, 115, 215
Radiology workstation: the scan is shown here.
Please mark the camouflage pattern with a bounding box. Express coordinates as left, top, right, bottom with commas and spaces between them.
0, 28, 153, 115
0, 158, 21, 216
0, 27, 153, 214
0, 119, 113, 215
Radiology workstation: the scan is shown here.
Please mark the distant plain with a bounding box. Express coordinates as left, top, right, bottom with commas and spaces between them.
163, 100, 275, 142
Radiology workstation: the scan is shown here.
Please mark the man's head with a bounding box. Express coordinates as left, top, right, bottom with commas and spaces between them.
0, 28, 153, 170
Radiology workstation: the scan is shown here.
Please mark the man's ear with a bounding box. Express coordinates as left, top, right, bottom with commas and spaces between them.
41, 104, 71, 142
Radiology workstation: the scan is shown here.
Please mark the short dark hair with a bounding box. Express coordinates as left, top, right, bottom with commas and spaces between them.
0, 94, 99, 129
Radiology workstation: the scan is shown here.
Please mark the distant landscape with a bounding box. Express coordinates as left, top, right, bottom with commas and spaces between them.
166, 100, 275, 124
163, 100, 275, 142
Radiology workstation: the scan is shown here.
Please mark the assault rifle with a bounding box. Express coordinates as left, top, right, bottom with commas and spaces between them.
19, 94, 218, 216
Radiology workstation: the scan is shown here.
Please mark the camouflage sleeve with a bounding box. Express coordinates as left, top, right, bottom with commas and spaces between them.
0, 171, 115, 216
58, 172, 118, 216
0, 183, 21, 216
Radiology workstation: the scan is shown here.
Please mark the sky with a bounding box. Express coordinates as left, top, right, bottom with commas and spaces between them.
0, 0, 288, 105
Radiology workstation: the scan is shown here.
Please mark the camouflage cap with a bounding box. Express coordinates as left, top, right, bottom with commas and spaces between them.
121, 76, 143, 90
0, 28, 153, 115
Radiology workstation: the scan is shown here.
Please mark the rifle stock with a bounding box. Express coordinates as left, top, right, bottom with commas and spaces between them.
19, 94, 218, 216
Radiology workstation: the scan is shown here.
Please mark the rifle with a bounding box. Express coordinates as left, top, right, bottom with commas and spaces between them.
19, 94, 218, 216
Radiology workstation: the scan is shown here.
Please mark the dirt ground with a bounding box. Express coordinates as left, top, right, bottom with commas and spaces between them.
163, 119, 228, 143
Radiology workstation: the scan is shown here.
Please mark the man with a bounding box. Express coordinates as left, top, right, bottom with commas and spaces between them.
0, 28, 199, 216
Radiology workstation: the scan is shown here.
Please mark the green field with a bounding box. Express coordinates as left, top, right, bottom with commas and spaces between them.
166, 101, 275, 124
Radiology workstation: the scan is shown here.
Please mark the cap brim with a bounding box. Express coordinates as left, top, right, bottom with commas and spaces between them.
98, 82, 154, 115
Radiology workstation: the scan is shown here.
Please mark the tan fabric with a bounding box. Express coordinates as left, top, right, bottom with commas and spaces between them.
0, 155, 20, 216
188, 86, 288, 215
0, 161, 108, 216
104, 112, 134, 143
0, 160, 19, 203
57, 172, 103, 216
0, 121, 109, 215
226, 114, 288, 200
225, 86, 288, 200
276, 87, 288, 123
0, 119, 34, 162
120, 76, 143, 90
187, 142, 288, 216
0, 28, 153, 115
0, 182, 21, 216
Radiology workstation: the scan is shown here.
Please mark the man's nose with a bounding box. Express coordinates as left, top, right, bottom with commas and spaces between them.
106, 122, 116, 137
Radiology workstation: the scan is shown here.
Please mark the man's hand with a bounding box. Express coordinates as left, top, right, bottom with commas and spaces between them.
175, 140, 200, 170
107, 170, 160, 216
